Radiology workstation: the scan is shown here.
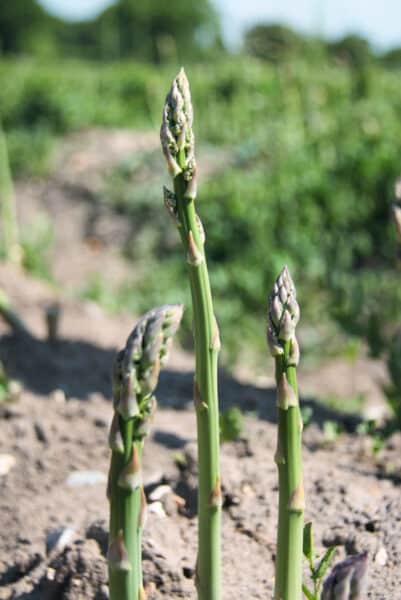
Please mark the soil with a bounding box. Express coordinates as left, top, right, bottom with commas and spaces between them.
1, 129, 400, 599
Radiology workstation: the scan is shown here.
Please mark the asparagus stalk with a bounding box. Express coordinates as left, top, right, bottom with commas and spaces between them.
268, 266, 304, 600
0, 124, 21, 263
108, 304, 183, 600
160, 69, 222, 600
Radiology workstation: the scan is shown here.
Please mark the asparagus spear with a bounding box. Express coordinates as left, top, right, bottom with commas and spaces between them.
268, 266, 304, 600
108, 304, 183, 600
321, 552, 368, 600
160, 69, 222, 600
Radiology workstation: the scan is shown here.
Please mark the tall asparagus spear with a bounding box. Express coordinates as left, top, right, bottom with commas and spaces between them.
108, 304, 183, 600
268, 266, 304, 600
160, 69, 222, 600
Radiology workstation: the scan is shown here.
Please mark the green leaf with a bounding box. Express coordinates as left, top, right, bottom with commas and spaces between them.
302, 583, 316, 600
303, 521, 314, 560
312, 546, 337, 581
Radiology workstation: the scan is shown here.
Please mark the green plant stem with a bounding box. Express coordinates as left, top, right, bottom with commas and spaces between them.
275, 340, 304, 600
109, 417, 143, 600
274, 357, 288, 597
173, 171, 221, 600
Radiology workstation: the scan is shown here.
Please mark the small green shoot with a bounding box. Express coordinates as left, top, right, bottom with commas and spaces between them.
323, 420, 343, 444
219, 407, 243, 443
356, 419, 385, 455
302, 522, 336, 599
21, 215, 54, 280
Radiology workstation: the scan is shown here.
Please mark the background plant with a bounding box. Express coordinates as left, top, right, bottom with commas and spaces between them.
1, 11, 401, 378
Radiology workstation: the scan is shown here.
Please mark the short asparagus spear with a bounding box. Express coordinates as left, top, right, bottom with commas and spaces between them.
268, 266, 304, 600
321, 552, 368, 600
160, 69, 222, 600
108, 304, 183, 600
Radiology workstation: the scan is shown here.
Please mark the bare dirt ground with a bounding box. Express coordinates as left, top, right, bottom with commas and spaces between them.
1, 130, 400, 599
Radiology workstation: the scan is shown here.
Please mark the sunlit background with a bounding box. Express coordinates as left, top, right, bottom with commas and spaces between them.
2, 0, 401, 420
38, 0, 401, 49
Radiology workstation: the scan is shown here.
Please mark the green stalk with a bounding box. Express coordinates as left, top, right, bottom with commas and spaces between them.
161, 69, 221, 600
0, 124, 21, 263
268, 267, 304, 600
108, 305, 183, 600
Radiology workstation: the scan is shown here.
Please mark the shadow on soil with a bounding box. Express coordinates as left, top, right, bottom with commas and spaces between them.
0, 330, 360, 432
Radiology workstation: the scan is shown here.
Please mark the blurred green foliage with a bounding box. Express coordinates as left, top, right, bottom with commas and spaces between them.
326, 34, 372, 68
0, 0, 221, 63
0, 54, 400, 366
219, 407, 244, 443
382, 47, 401, 68
244, 24, 307, 63
21, 215, 54, 280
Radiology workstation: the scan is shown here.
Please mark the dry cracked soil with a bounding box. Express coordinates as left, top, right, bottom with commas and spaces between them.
1, 129, 400, 599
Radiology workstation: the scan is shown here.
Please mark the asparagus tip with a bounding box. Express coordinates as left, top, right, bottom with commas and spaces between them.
268, 266, 300, 351
161, 68, 196, 182
321, 551, 368, 600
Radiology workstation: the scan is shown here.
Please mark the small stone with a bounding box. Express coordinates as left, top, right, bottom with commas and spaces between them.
375, 546, 387, 566
0, 454, 16, 476
66, 470, 107, 487
46, 527, 75, 555
8, 381, 22, 402
148, 501, 167, 518
149, 484, 172, 502
51, 389, 66, 404
46, 567, 56, 581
